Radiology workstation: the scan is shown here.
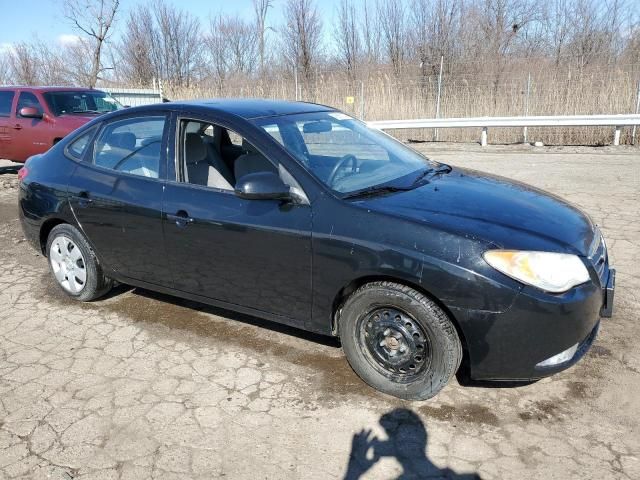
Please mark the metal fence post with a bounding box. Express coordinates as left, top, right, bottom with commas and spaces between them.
481, 127, 488, 147
614, 127, 621, 146
632, 80, 640, 145
523, 73, 531, 143
360, 81, 365, 120
434, 55, 444, 141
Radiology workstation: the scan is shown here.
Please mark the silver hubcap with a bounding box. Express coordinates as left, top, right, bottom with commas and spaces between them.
50, 236, 87, 294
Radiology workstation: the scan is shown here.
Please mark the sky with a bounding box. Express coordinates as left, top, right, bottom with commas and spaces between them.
0, 0, 343, 51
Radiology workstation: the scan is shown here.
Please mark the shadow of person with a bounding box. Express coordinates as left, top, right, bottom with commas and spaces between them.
344, 408, 481, 479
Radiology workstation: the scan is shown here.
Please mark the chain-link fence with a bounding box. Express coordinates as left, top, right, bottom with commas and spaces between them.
154, 62, 640, 145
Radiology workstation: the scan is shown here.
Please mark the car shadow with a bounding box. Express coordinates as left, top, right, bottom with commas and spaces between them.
121, 285, 342, 349
0, 165, 21, 175
100, 285, 539, 386
344, 408, 481, 479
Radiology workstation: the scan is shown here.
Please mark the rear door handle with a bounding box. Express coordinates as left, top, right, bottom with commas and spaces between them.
12, 124, 22, 130
167, 211, 194, 227
72, 192, 93, 207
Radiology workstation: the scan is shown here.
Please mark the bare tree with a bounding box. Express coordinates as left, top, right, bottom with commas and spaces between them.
0, 52, 11, 85
543, 0, 574, 66
567, 0, 626, 67
33, 42, 70, 85
410, 0, 460, 81
334, 0, 361, 84
117, 7, 156, 85
360, 0, 382, 67
8, 43, 39, 85
281, 0, 323, 86
253, 0, 273, 77
225, 16, 259, 75
207, 15, 230, 92
377, 0, 406, 77
63, 0, 120, 87
153, 0, 203, 87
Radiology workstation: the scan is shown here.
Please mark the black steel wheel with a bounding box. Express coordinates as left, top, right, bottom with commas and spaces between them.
340, 282, 462, 400
360, 307, 432, 380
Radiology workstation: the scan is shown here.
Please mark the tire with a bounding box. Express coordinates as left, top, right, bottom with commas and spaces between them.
46, 223, 113, 301
339, 281, 462, 400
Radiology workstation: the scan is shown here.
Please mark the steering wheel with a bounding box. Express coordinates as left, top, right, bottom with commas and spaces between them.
327, 154, 358, 187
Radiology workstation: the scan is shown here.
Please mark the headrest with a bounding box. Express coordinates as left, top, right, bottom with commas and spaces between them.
108, 132, 136, 150
242, 138, 260, 155
185, 133, 207, 164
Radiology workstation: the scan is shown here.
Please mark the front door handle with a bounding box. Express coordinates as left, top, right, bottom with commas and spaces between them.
167, 211, 195, 227
12, 124, 22, 130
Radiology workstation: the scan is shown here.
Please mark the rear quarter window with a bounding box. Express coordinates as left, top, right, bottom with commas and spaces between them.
0, 91, 15, 117
66, 126, 98, 160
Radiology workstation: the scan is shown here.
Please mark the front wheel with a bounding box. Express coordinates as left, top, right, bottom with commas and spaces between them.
46, 224, 113, 301
339, 282, 462, 400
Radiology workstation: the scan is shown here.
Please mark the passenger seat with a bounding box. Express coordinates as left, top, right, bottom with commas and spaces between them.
185, 133, 232, 190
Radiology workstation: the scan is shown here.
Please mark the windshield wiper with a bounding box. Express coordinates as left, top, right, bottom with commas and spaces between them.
67, 110, 102, 114
411, 164, 452, 186
343, 185, 413, 200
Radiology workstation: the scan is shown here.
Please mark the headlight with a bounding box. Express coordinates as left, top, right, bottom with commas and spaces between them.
483, 250, 590, 293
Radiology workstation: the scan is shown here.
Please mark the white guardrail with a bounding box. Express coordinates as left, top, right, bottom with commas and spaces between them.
368, 114, 640, 146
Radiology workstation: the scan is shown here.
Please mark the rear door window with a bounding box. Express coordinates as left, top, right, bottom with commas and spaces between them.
93, 116, 166, 179
66, 126, 98, 160
0, 91, 14, 117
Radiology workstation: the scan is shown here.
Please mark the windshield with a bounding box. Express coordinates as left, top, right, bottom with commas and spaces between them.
43, 91, 123, 116
252, 111, 437, 195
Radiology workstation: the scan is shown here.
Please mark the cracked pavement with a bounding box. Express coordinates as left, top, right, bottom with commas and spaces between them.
0, 144, 639, 479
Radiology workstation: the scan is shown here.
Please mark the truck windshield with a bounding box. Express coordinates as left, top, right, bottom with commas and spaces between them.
43, 91, 123, 116
252, 111, 438, 195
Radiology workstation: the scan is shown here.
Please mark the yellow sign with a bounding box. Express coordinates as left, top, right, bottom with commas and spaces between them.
345, 96, 355, 104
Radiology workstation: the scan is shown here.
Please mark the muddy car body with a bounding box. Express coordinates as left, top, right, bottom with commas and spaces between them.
18, 100, 615, 399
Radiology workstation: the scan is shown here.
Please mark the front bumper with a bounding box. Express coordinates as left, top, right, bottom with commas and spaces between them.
453, 267, 614, 381
600, 268, 615, 318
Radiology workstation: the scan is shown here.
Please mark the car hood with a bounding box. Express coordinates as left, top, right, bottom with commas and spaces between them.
57, 114, 99, 129
355, 167, 596, 255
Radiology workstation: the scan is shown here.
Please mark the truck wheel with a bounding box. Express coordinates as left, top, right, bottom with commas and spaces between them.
339, 281, 462, 400
46, 224, 113, 301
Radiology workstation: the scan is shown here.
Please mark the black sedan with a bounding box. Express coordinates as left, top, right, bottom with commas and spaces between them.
18, 99, 615, 400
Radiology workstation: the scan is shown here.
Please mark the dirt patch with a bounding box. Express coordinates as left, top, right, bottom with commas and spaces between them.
567, 381, 590, 400
420, 403, 500, 426
590, 345, 612, 358
518, 400, 564, 422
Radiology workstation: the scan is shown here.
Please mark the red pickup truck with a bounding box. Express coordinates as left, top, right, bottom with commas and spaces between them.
0, 86, 122, 163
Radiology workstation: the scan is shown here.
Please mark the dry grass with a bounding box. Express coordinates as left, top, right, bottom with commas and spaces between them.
165, 63, 640, 146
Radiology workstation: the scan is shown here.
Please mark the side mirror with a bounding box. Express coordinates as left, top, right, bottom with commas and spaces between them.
235, 172, 291, 201
19, 107, 43, 119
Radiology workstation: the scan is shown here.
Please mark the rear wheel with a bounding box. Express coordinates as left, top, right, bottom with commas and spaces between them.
46, 224, 112, 301
339, 281, 462, 400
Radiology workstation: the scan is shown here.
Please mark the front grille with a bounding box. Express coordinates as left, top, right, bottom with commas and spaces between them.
588, 228, 607, 284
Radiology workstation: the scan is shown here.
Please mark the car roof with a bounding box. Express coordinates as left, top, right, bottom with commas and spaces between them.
159, 98, 336, 120
0, 85, 111, 93
0, 86, 106, 93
